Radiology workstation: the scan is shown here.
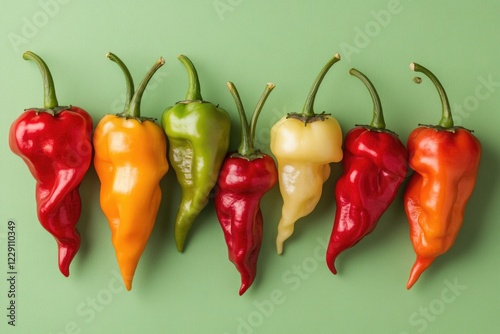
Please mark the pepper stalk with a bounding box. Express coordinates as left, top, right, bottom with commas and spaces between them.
349, 68, 386, 130
107, 54, 165, 121
410, 62, 454, 129
287, 53, 341, 124
178, 54, 203, 102
23, 51, 66, 114
106, 52, 135, 113
227, 81, 275, 159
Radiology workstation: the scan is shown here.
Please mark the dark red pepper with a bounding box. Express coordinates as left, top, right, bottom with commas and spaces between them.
326, 68, 408, 274
8, 51, 93, 276
214, 81, 277, 295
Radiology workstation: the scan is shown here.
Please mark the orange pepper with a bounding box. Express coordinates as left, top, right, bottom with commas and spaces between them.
93, 53, 169, 290
404, 63, 481, 289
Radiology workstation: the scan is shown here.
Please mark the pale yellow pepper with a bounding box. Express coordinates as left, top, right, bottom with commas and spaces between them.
271, 54, 343, 254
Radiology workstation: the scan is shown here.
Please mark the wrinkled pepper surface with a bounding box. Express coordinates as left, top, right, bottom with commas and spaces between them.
9, 51, 93, 276
326, 68, 408, 274
404, 63, 481, 289
215, 81, 277, 295
271, 53, 343, 254
93, 53, 169, 290
162, 55, 231, 252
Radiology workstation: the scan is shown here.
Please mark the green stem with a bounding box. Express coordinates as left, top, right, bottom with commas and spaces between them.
107, 52, 135, 114
249, 83, 275, 146
302, 53, 341, 117
178, 54, 203, 101
228, 82, 276, 157
23, 51, 58, 109
410, 62, 453, 128
349, 68, 385, 129
227, 82, 253, 156
126, 57, 165, 118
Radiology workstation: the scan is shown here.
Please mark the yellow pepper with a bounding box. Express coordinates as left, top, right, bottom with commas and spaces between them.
271, 54, 343, 254
93, 53, 169, 290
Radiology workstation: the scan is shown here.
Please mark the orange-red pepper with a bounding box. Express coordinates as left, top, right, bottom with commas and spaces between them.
404, 63, 481, 289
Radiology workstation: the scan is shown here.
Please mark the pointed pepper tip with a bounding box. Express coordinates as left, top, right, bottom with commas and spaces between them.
326, 260, 338, 275
239, 284, 249, 296
406, 256, 435, 290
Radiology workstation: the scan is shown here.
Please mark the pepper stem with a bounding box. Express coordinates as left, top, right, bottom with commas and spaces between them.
349, 68, 385, 129
249, 83, 276, 147
178, 54, 203, 101
227, 82, 252, 156
23, 51, 59, 109
126, 57, 165, 118
107, 52, 135, 114
228, 82, 275, 157
410, 63, 453, 128
302, 53, 341, 117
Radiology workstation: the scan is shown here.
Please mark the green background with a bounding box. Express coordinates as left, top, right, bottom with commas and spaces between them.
1, 0, 499, 333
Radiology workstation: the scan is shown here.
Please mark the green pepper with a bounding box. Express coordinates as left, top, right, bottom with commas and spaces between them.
162, 55, 231, 252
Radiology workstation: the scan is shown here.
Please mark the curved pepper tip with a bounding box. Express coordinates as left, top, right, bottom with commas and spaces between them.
239, 276, 257, 296
326, 259, 338, 275
57, 237, 81, 277
239, 283, 250, 296
326, 245, 344, 275
327, 264, 337, 275
406, 256, 435, 290
276, 241, 284, 255
59, 265, 70, 277
175, 235, 186, 253
276, 221, 295, 255
174, 210, 199, 253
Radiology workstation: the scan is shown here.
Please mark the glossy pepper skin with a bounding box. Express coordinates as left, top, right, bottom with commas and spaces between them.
326, 69, 408, 274
215, 82, 277, 295
162, 55, 231, 252
9, 51, 92, 277
404, 63, 481, 289
271, 54, 343, 254
93, 53, 169, 291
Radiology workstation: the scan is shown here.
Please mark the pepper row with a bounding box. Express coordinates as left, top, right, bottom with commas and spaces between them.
8, 51, 481, 295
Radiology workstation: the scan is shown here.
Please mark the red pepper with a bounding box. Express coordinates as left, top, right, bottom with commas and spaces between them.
8, 51, 93, 276
326, 68, 408, 274
214, 82, 277, 295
